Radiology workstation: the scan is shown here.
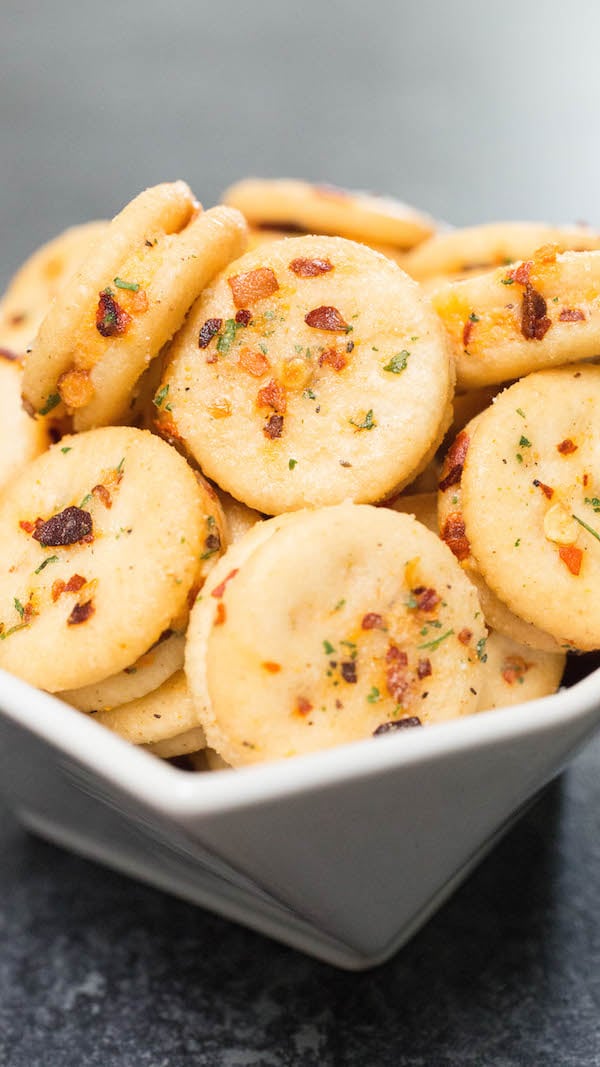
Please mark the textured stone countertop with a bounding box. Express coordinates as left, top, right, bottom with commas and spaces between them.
2, 732, 600, 1066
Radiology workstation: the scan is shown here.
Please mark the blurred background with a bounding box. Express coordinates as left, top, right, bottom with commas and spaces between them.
2, 0, 600, 288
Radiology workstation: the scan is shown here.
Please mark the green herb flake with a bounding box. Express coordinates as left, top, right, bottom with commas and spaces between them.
350, 409, 375, 431
514, 538, 521, 547
114, 276, 140, 292
116, 457, 125, 474
35, 555, 58, 574
259, 342, 268, 355
303, 388, 317, 400
572, 514, 600, 543
501, 277, 514, 285
516, 408, 526, 418
0, 622, 28, 641
476, 637, 488, 662
200, 548, 219, 561
334, 599, 346, 611
217, 318, 243, 354
367, 686, 381, 704
406, 593, 418, 610
61, 447, 72, 454
288, 458, 298, 470
153, 384, 169, 409
383, 350, 410, 374
469, 312, 480, 323
13, 598, 25, 619
519, 436, 531, 448
418, 629, 454, 651
39, 394, 61, 416
516, 454, 523, 464
79, 493, 92, 508
323, 640, 336, 655
584, 496, 600, 513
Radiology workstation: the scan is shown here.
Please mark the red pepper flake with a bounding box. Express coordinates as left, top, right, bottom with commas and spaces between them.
386, 644, 411, 703
19, 518, 43, 535
533, 479, 554, 500
228, 267, 279, 307
263, 414, 284, 440
211, 568, 239, 599
289, 257, 334, 277
417, 657, 432, 679
0, 347, 18, 361
239, 348, 270, 377
51, 574, 87, 602
457, 628, 472, 645
584, 473, 590, 487
412, 586, 439, 612
361, 612, 384, 630
96, 290, 131, 337
235, 308, 253, 326
521, 283, 551, 340
441, 513, 471, 561
507, 260, 533, 285
296, 696, 313, 716
304, 306, 350, 332
559, 308, 585, 322
257, 378, 287, 413
501, 655, 531, 685
462, 319, 474, 348
214, 602, 227, 625
198, 317, 222, 348
32, 506, 93, 547
8, 312, 26, 325
92, 484, 112, 508
438, 430, 470, 492
318, 347, 347, 371
262, 661, 281, 673
373, 717, 422, 735
340, 661, 357, 683
559, 545, 582, 576
557, 438, 577, 455
67, 600, 94, 626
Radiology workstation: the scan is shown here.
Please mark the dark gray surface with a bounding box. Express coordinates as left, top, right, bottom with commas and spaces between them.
2, 739, 600, 1067
3, 3, 600, 1064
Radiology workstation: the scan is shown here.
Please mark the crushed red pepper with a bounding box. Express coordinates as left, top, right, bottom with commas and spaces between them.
257, 378, 287, 413
462, 319, 474, 348
559, 308, 585, 322
458, 627, 472, 645
441, 513, 471, 561
501, 655, 531, 684
92, 484, 112, 508
289, 257, 334, 277
96, 290, 131, 337
318, 348, 347, 371
559, 544, 582, 575
263, 414, 284, 439
211, 569, 239, 599
52, 574, 87, 602
386, 645, 410, 703
228, 267, 279, 307
361, 612, 384, 630
262, 661, 281, 673
296, 696, 313, 716
33, 506, 93, 547
417, 657, 432, 679
239, 348, 270, 377
198, 317, 222, 348
412, 586, 440, 612
235, 308, 253, 326
214, 602, 227, 625
304, 306, 350, 332
557, 438, 577, 454
438, 430, 469, 492
521, 284, 551, 340
533, 479, 554, 499
67, 600, 94, 626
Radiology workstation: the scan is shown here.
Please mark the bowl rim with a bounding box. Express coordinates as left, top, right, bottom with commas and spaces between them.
1, 664, 600, 819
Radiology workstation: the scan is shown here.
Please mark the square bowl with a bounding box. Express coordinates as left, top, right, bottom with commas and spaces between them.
1, 663, 599, 971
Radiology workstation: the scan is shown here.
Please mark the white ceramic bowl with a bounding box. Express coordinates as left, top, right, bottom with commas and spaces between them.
1, 664, 599, 970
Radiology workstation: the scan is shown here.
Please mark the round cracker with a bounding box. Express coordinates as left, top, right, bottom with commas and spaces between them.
0, 427, 210, 691
432, 248, 600, 389
403, 222, 600, 281
462, 366, 600, 650
91, 670, 203, 749
437, 415, 561, 653
0, 357, 51, 493
146, 727, 207, 759
186, 504, 486, 767
477, 631, 565, 712
159, 235, 452, 513
216, 489, 264, 543
222, 178, 435, 249
60, 630, 185, 712
0, 221, 107, 356
23, 183, 247, 430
